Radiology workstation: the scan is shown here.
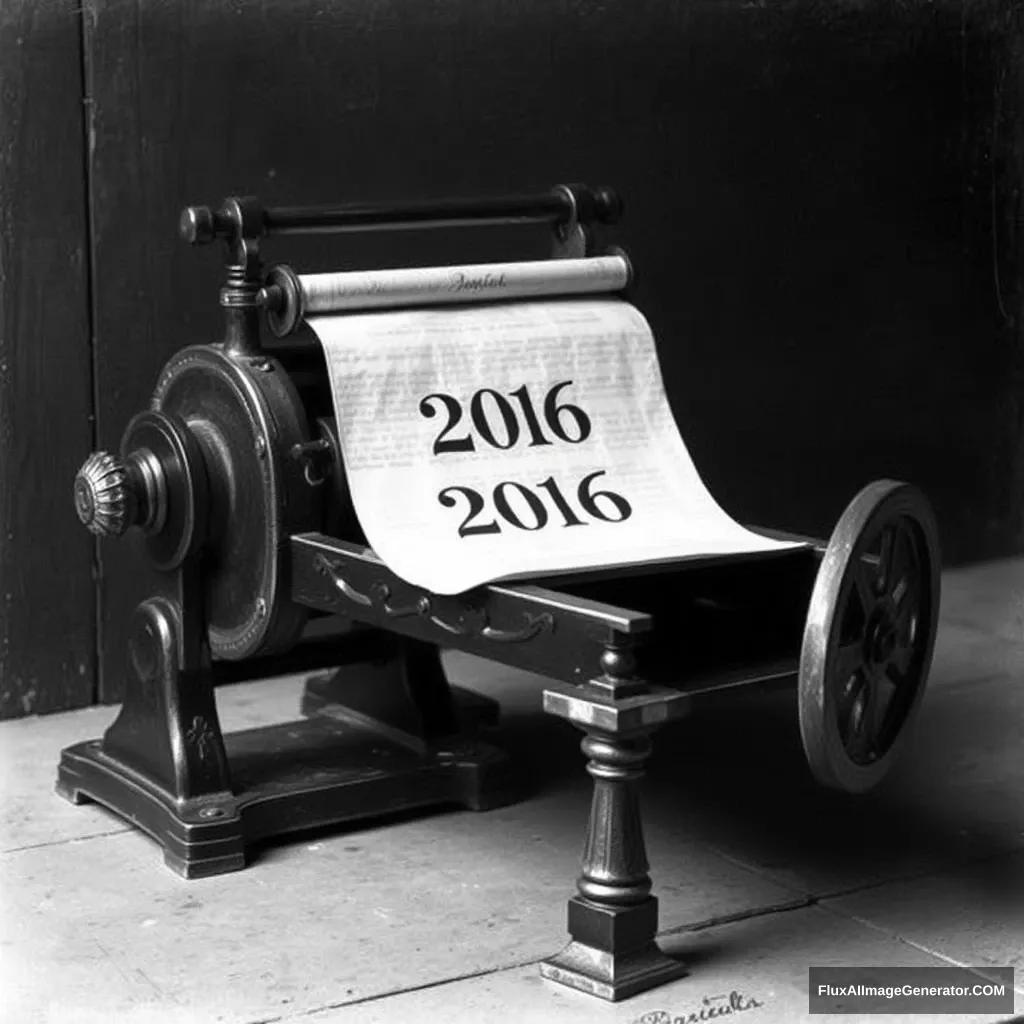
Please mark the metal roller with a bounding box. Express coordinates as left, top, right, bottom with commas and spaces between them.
258, 252, 632, 336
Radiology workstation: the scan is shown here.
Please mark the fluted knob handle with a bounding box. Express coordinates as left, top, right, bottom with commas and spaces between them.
74, 452, 131, 537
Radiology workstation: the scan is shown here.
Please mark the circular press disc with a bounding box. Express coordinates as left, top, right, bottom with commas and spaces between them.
153, 345, 318, 659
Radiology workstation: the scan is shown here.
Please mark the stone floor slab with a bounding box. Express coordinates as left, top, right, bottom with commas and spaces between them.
826, 848, 1024, 991
938, 557, 1024, 644
0, 776, 794, 1024
319, 903, 1016, 1024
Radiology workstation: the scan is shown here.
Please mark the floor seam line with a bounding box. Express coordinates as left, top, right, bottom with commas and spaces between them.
1, 827, 133, 854
658, 895, 817, 938
713, 841, 1024, 909
266, 954, 549, 1019
270, 898, 821, 1020
818, 909, 1024, 995
697, 843, 813, 898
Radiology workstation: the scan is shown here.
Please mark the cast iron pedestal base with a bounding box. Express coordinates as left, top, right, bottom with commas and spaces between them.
57, 703, 512, 878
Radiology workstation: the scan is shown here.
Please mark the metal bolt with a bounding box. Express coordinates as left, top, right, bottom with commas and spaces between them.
255, 597, 267, 618
197, 807, 225, 820
254, 436, 267, 458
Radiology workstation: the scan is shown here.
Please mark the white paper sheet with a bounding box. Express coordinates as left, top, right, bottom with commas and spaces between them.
310, 297, 801, 595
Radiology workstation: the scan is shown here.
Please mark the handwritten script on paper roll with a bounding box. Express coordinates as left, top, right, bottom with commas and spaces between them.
310, 297, 802, 595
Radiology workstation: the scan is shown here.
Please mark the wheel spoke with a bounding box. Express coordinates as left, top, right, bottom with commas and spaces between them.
878, 525, 897, 591
834, 641, 865, 685
888, 638, 913, 679
834, 642, 868, 752
888, 602, 919, 676
886, 526, 916, 607
864, 671, 893, 741
852, 561, 878, 618
887, 647, 911, 679
845, 692, 872, 760
885, 660, 909, 690
895, 574, 920, 620
847, 670, 891, 761
837, 673, 865, 746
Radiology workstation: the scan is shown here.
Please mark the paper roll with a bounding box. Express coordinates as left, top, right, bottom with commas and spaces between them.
310, 295, 802, 595
298, 254, 629, 314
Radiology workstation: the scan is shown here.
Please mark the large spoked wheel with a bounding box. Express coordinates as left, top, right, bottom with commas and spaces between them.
798, 480, 941, 793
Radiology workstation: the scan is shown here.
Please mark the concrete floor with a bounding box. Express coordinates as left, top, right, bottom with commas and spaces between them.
1, 557, 1023, 1023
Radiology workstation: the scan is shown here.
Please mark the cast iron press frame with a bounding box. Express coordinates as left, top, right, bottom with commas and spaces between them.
58, 187, 941, 1001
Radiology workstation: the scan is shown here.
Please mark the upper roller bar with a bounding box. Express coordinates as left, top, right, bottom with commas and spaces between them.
261, 252, 633, 335
178, 185, 624, 357
180, 185, 623, 247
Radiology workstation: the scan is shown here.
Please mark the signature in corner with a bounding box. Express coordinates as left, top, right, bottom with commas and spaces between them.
633, 990, 765, 1024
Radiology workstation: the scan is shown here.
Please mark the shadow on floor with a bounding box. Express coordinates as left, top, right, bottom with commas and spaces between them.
491, 660, 1024, 902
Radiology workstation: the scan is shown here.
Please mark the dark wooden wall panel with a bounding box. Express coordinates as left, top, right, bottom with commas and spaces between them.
0, 1, 96, 718
84, 0, 1024, 703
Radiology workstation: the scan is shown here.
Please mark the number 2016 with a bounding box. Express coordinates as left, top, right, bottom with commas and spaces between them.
439, 471, 633, 537
419, 381, 591, 454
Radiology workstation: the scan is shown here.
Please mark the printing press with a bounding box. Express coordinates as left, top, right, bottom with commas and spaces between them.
58, 185, 941, 1001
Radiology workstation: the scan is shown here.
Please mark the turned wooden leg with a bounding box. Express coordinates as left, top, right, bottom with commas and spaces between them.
540, 639, 688, 1001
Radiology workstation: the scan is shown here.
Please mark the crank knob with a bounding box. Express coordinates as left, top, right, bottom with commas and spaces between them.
74, 451, 131, 537
179, 205, 215, 245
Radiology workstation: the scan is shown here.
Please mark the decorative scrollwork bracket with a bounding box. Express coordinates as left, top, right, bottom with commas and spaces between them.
312, 554, 554, 645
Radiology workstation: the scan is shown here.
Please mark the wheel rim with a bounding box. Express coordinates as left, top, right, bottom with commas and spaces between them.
799, 480, 940, 793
